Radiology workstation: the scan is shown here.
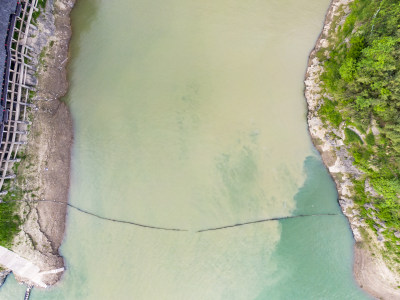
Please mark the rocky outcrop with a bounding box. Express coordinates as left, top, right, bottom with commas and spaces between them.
305, 0, 400, 298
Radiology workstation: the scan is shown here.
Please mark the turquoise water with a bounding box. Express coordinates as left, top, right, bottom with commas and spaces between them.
0, 0, 370, 299
260, 156, 368, 299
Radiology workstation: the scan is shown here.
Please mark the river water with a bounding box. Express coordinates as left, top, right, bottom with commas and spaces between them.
1, 0, 370, 299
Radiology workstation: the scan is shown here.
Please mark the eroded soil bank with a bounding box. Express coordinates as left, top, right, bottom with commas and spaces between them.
1, 0, 75, 288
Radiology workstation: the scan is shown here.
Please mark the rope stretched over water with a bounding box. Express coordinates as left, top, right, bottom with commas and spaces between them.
196, 213, 340, 233
2, 199, 188, 232
1, 199, 341, 233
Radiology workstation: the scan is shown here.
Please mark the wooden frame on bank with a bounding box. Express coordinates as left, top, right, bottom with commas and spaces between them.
0, 0, 38, 197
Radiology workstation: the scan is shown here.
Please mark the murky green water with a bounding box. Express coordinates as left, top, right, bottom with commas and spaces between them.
1, 0, 370, 299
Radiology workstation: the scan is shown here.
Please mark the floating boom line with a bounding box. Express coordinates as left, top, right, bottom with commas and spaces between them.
1, 199, 341, 233
196, 213, 341, 233
1, 199, 188, 232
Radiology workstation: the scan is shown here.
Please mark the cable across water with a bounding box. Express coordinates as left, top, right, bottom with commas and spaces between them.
1, 199, 341, 233
2, 199, 188, 232
196, 213, 341, 232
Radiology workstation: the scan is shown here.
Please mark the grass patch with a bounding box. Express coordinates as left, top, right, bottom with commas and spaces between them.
32, 0, 47, 22
345, 128, 363, 144
366, 132, 375, 146
0, 179, 22, 248
319, 99, 343, 127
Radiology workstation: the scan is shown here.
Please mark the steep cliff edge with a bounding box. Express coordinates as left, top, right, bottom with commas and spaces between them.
305, 0, 400, 298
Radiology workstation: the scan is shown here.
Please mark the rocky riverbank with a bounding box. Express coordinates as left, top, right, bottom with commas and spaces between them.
0, 269, 11, 288
0, 0, 75, 288
305, 0, 400, 299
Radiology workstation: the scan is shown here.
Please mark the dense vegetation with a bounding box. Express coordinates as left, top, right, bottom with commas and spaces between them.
0, 181, 22, 248
317, 0, 400, 260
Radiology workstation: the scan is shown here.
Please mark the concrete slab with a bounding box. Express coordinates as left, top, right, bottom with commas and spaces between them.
0, 245, 46, 287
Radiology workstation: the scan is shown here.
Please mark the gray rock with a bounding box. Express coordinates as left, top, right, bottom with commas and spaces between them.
0, 269, 11, 288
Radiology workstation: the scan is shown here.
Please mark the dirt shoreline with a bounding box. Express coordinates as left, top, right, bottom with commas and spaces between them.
305, 0, 400, 299
1, 0, 76, 288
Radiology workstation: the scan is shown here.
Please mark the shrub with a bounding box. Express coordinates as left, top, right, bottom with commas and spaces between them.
366, 132, 375, 146
345, 128, 363, 144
